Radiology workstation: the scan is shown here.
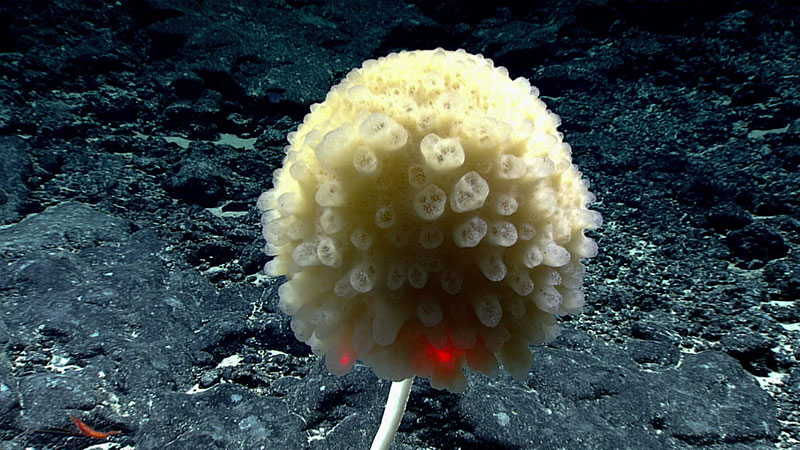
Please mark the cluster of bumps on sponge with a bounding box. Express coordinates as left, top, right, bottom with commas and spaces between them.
257, 49, 601, 392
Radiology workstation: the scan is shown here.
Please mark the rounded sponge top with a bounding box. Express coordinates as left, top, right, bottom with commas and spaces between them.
257, 49, 601, 392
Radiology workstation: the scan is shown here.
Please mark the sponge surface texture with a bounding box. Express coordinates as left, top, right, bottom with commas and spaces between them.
258, 49, 600, 392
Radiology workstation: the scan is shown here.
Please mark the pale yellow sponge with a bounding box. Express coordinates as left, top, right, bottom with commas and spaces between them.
257, 49, 601, 392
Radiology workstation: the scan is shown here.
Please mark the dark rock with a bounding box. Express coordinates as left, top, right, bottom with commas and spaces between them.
0, 136, 32, 224
726, 222, 789, 264
163, 153, 228, 207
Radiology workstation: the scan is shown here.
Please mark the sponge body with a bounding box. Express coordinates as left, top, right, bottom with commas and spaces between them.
258, 49, 600, 392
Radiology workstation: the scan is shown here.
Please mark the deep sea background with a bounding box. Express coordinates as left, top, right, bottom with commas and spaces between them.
0, 0, 798, 449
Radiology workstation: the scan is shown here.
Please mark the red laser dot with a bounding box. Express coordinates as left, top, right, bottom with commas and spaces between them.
433, 348, 453, 363
340, 355, 350, 365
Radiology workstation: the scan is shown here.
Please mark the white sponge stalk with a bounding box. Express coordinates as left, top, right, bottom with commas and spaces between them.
370, 377, 414, 450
